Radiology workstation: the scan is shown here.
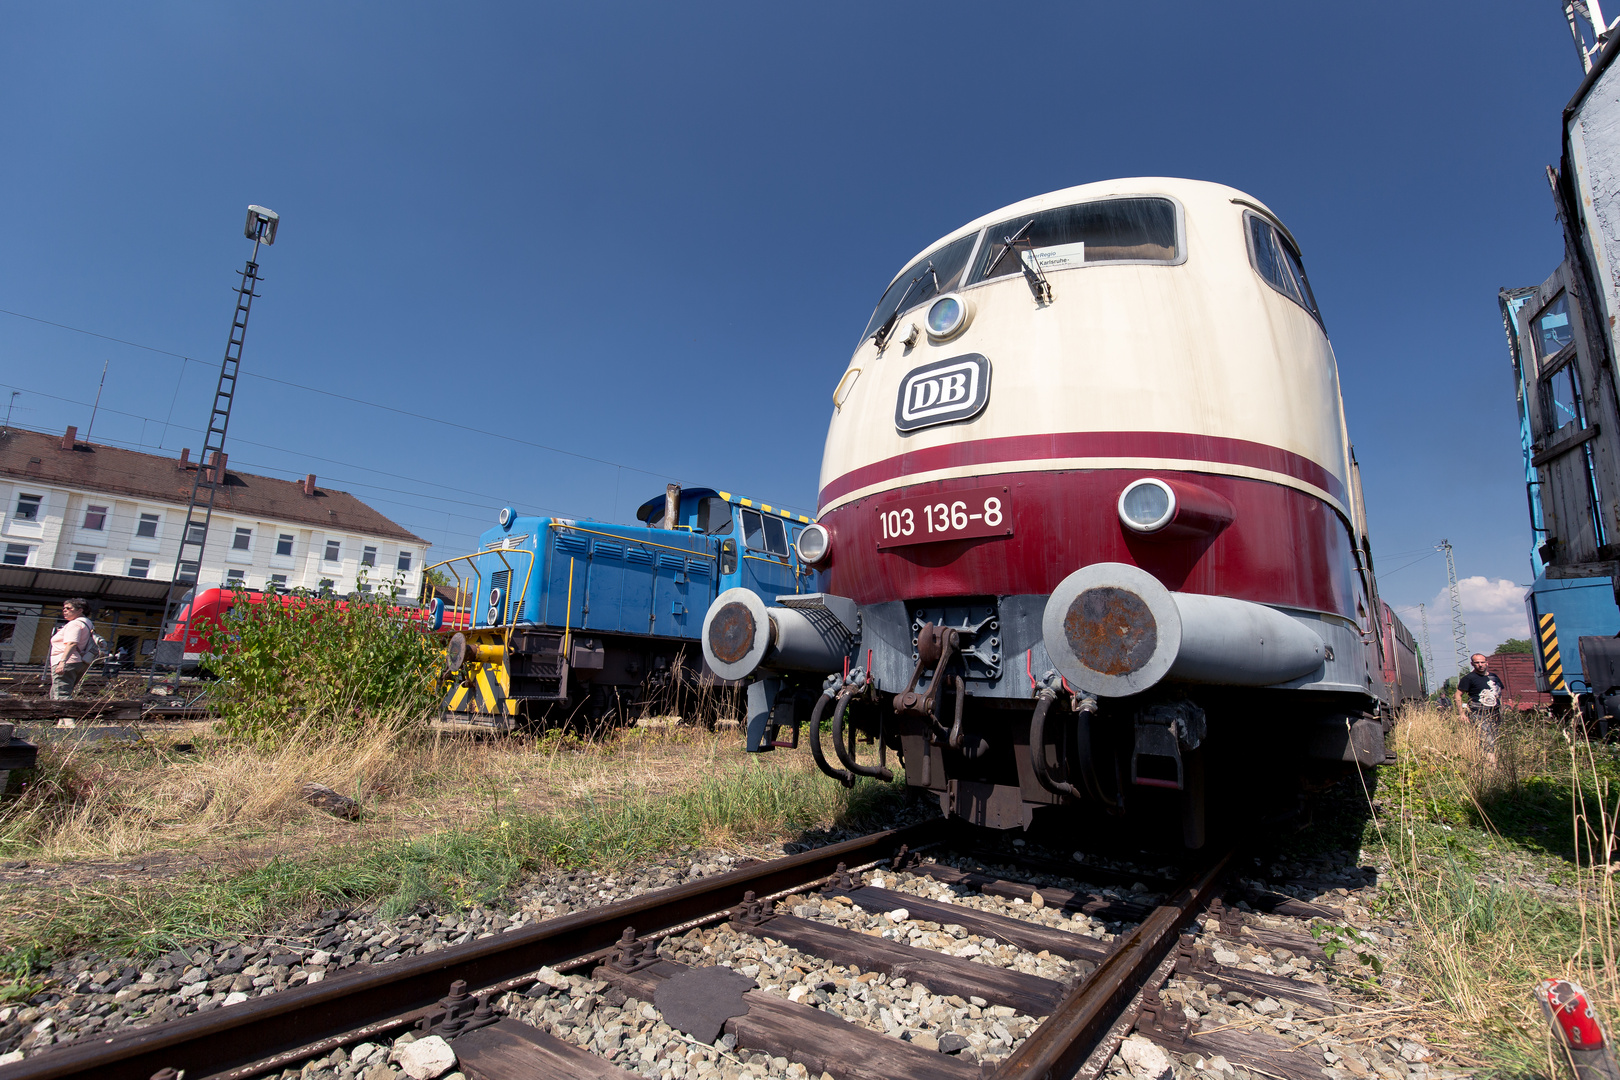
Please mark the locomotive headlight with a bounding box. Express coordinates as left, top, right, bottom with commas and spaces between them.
1118, 478, 1177, 533
926, 295, 969, 340
795, 523, 830, 565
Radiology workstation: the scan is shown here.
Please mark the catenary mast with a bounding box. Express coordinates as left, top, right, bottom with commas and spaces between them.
155, 207, 280, 670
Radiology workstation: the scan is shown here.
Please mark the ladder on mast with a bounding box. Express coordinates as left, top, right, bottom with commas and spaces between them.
156, 207, 279, 670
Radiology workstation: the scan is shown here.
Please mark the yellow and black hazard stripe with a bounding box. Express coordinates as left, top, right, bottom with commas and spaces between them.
443, 635, 521, 721
1539, 612, 1568, 692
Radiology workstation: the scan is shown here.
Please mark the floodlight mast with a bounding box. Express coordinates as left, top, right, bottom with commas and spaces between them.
154, 206, 280, 677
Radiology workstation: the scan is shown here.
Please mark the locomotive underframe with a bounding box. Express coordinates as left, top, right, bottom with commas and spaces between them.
440, 624, 732, 731
750, 592, 1389, 836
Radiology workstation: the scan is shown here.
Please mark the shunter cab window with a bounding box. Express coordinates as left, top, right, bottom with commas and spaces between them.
860, 232, 980, 343
971, 197, 1180, 283
1246, 212, 1321, 324
740, 508, 790, 557
697, 497, 733, 535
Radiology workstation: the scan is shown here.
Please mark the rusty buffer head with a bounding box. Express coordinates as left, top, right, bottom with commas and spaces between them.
1064, 587, 1157, 676
702, 587, 773, 680
1042, 562, 1182, 697
709, 602, 756, 664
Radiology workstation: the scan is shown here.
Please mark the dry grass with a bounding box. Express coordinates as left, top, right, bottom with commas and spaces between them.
0, 712, 905, 964
0, 715, 783, 865
1377, 701, 1620, 1073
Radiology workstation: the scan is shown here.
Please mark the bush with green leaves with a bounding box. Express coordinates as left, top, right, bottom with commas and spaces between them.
200, 577, 442, 747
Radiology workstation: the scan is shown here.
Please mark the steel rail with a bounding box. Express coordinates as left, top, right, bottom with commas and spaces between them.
990, 848, 1233, 1080
8, 819, 945, 1080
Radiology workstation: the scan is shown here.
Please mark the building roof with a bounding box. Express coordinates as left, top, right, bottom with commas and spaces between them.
0, 426, 425, 545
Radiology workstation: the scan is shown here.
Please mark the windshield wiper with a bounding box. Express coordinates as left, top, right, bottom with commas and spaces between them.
871, 261, 941, 349
983, 219, 1052, 303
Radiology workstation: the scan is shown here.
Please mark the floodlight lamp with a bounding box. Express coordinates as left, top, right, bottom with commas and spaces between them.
245, 205, 280, 245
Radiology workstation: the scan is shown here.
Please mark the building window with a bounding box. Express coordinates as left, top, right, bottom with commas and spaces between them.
226, 569, 246, 586
361, 546, 377, 567
127, 558, 150, 579
233, 527, 252, 551
136, 513, 160, 538
3, 544, 28, 566
397, 550, 413, 572
83, 505, 107, 530
178, 560, 199, 582
72, 552, 97, 573
13, 494, 41, 521
276, 533, 294, 557
268, 573, 287, 589
324, 540, 341, 563
185, 521, 206, 545
318, 578, 335, 595
358, 582, 374, 594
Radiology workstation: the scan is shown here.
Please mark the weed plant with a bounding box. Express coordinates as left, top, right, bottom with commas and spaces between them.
1379, 702, 1620, 1073
200, 577, 441, 748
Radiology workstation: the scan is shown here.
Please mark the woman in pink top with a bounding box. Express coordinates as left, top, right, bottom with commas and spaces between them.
48, 598, 93, 700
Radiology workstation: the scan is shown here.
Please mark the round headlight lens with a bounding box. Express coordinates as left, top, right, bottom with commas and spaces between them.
926, 295, 966, 338
795, 523, 830, 565
1118, 479, 1176, 533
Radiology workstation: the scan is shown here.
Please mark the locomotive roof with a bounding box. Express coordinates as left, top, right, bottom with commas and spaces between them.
632, 487, 812, 525
881, 177, 1289, 295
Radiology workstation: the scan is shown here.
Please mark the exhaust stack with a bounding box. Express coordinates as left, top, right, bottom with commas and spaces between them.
1041, 562, 1325, 697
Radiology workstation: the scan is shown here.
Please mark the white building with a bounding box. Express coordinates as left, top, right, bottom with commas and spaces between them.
0, 424, 428, 665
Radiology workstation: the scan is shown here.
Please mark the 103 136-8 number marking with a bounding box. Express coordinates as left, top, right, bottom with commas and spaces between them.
875, 487, 1012, 549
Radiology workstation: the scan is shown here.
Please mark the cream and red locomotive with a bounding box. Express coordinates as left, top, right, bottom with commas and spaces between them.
702, 178, 1418, 843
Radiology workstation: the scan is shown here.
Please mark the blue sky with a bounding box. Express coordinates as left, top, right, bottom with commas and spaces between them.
0, 3, 1584, 658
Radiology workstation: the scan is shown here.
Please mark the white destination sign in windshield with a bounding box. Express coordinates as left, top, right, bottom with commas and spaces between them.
1022, 241, 1086, 272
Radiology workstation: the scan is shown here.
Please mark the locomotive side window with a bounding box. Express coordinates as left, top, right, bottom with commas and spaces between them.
971, 197, 1179, 284
740, 507, 790, 557
1246, 212, 1321, 323
762, 515, 789, 557
1534, 294, 1574, 362
860, 233, 980, 343
741, 508, 768, 552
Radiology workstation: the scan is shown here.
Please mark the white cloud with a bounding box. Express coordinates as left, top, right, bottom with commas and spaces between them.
1422, 576, 1530, 664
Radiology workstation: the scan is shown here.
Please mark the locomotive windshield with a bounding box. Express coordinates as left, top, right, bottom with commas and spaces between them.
973, 197, 1179, 283
860, 232, 978, 344
860, 197, 1183, 343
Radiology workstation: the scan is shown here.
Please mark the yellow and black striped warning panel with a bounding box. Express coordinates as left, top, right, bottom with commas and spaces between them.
443, 650, 518, 718
1539, 612, 1567, 692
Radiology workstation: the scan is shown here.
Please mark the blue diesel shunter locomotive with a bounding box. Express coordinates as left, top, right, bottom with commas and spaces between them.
431, 485, 819, 728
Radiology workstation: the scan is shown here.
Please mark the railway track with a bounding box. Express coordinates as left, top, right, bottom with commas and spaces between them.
0, 821, 1406, 1080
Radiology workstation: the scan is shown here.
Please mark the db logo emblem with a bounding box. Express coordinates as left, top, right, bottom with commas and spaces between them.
895, 353, 991, 433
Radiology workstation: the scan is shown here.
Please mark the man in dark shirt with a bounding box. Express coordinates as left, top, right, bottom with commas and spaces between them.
1455, 653, 1505, 761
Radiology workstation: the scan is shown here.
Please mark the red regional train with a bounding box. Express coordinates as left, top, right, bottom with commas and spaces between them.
700, 178, 1421, 845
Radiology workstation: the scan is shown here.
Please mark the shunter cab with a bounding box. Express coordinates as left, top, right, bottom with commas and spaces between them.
429, 486, 819, 728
